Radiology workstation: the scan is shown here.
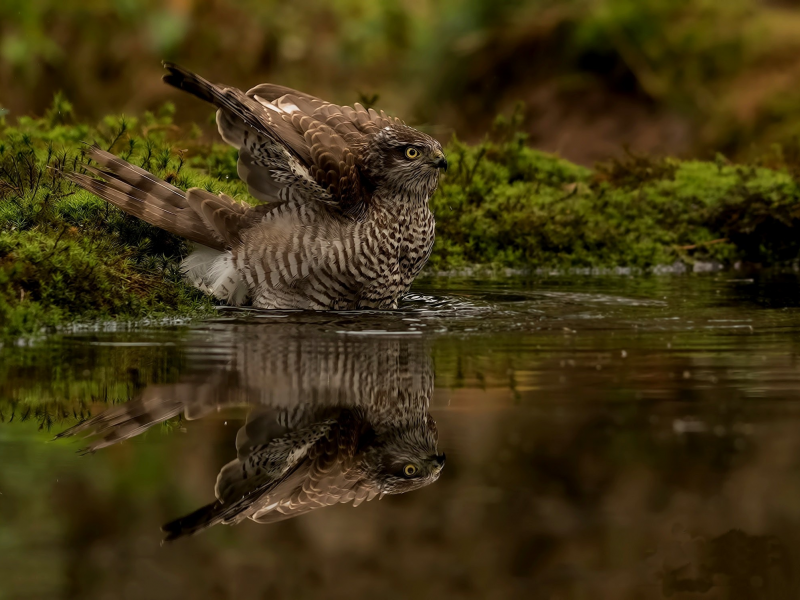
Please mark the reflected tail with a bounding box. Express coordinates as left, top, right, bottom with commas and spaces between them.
161, 500, 244, 542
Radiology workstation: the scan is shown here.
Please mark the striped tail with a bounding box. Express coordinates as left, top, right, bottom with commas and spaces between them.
162, 501, 233, 541
161, 495, 254, 541
53, 388, 186, 453
67, 145, 252, 304
66, 145, 251, 249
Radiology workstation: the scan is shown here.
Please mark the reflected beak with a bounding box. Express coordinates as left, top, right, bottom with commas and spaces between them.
433, 152, 448, 172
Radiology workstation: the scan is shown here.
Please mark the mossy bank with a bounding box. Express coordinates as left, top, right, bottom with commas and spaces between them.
3, 100, 800, 337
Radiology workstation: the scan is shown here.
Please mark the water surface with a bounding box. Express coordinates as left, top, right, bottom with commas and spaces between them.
3, 275, 800, 599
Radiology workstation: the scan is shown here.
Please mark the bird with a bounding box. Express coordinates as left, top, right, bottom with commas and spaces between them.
66, 63, 447, 310
56, 329, 445, 540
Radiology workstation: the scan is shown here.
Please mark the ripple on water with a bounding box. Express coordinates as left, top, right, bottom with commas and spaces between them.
6, 274, 800, 599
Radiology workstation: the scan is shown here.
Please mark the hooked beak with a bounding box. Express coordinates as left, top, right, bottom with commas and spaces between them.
433, 152, 448, 172
434, 453, 446, 470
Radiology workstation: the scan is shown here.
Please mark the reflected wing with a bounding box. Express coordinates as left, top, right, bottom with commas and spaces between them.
162, 414, 376, 540
251, 410, 380, 523
161, 420, 334, 541
234, 407, 287, 459
213, 419, 336, 503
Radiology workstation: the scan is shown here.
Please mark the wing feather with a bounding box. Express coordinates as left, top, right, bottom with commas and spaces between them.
184, 189, 250, 248
163, 63, 401, 219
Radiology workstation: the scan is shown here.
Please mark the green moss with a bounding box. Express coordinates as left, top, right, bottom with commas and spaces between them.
429, 114, 800, 271
3, 99, 800, 336
0, 100, 250, 337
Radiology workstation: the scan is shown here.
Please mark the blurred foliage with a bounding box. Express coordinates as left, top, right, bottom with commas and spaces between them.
4, 0, 800, 161
5, 98, 800, 335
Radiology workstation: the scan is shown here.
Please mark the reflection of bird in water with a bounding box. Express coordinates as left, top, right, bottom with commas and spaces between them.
57, 330, 445, 540
163, 402, 444, 540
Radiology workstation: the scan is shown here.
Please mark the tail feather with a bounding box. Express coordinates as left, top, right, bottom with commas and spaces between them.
67, 170, 223, 249
66, 145, 229, 250
185, 188, 250, 248
82, 145, 187, 208
162, 500, 246, 542
67, 145, 255, 304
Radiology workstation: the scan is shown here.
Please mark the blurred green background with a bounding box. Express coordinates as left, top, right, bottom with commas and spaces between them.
4, 0, 800, 164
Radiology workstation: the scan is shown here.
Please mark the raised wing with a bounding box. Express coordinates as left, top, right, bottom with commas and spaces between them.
163, 63, 402, 218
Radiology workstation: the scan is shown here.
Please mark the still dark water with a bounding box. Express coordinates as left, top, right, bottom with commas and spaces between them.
3, 275, 800, 599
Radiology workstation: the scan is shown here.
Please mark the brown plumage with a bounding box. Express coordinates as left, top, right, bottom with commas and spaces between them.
67, 63, 447, 309
56, 332, 444, 540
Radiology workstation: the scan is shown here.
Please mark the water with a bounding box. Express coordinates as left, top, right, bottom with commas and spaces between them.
3, 274, 800, 599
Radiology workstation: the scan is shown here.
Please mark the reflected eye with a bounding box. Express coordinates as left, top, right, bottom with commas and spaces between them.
404, 147, 420, 160
403, 464, 418, 477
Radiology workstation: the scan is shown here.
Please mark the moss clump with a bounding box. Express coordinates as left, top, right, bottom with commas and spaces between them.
0, 98, 247, 337
4, 100, 800, 336
429, 112, 800, 270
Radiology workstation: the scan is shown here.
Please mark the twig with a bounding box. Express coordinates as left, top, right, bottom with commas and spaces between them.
35, 226, 69, 264
676, 238, 728, 251
0, 177, 20, 195
466, 146, 487, 187
105, 118, 129, 152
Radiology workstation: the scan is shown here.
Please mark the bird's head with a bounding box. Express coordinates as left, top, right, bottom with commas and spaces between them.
360, 413, 445, 495
360, 124, 447, 200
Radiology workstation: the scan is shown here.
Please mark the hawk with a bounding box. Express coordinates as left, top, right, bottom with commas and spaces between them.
67, 63, 447, 310
56, 332, 445, 540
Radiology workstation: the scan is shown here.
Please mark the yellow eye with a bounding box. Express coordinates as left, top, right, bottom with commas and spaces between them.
405, 147, 420, 160
403, 464, 418, 477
